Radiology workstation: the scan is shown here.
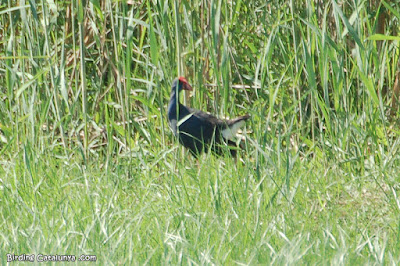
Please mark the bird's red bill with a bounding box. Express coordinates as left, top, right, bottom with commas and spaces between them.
179, 76, 193, 91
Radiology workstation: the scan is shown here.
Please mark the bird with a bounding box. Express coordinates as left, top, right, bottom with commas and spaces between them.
167, 77, 250, 157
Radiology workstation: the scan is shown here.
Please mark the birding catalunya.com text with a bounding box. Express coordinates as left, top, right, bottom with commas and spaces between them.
7, 253, 97, 263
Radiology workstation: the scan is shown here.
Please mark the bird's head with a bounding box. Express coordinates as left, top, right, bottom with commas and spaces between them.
172, 77, 193, 92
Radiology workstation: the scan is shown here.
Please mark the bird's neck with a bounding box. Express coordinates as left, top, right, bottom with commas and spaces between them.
168, 87, 181, 118
169, 87, 181, 107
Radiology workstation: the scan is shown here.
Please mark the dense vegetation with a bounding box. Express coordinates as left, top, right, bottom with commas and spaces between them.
1, 0, 400, 264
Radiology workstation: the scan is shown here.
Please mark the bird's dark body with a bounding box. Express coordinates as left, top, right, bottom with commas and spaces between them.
167, 78, 249, 157
168, 101, 229, 156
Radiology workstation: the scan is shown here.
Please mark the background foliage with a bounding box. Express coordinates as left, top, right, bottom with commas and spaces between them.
1, 0, 400, 264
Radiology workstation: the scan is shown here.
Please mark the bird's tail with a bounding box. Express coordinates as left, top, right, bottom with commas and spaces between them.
228, 114, 250, 125
221, 114, 250, 140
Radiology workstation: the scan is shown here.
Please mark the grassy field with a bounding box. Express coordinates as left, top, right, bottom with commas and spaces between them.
1, 0, 400, 264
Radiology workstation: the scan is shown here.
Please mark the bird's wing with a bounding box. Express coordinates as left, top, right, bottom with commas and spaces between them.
192, 109, 221, 124
177, 106, 216, 139
180, 106, 249, 141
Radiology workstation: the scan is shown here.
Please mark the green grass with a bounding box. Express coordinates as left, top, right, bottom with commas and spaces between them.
1, 0, 400, 264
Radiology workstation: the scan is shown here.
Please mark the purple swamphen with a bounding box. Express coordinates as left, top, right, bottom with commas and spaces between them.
167, 77, 250, 157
